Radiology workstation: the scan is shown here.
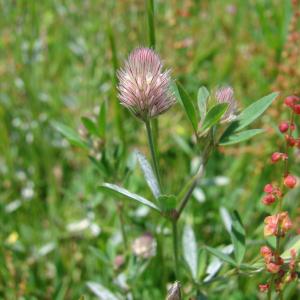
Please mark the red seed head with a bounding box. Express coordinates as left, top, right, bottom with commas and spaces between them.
267, 262, 281, 273
284, 95, 299, 107
262, 194, 276, 205
293, 104, 300, 114
290, 123, 296, 131
260, 246, 273, 257
264, 183, 274, 193
281, 213, 293, 232
286, 135, 296, 147
271, 152, 282, 163
284, 174, 297, 188
259, 283, 270, 293
278, 121, 289, 133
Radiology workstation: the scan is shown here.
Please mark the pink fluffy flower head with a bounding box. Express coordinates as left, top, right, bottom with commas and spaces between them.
117, 47, 175, 121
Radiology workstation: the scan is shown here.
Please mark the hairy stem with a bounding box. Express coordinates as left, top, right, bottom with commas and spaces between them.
145, 120, 162, 191
172, 220, 180, 280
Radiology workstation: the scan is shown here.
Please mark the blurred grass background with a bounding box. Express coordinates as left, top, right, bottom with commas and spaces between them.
1, 0, 300, 299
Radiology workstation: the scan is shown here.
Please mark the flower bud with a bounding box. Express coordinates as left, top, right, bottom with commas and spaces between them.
284, 95, 299, 107
114, 255, 125, 270
132, 233, 157, 258
278, 121, 289, 133
260, 246, 273, 258
271, 152, 282, 163
264, 183, 274, 193
281, 214, 293, 232
215, 86, 237, 123
271, 152, 288, 163
259, 283, 270, 292
293, 104, 300, 114
266, 262, 281, 273
262, 194, 276, 205
264, 215, 279, 236
284, 174, 297, 188
290, 123, 296, 131
166, 281, 181, 300
286, 135, 296, 147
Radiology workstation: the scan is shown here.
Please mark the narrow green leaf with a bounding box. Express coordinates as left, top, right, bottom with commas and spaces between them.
219, 129, 264, 146
86, 282, 119, 300
98, 183, 160, 212
198, 248, 207, 280
201, 103, 228, 131
197, 86, 209, 122
98, 101, 106, 139
52, 121, 88, 149
81, 117, 98, 136
230, 211, 246, 265
182, 223, 198, 280
172, 81, 198, 131
235, 92, 279, 131
135, 151, 160, 199
206, 246, 236, 266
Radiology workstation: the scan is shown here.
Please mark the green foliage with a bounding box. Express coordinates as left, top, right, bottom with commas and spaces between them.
230, 211, 246, 265
98, 183, 161, 212
197, 86, 210, 123
234, 92, 279, 131
219, 129, 265, 146
173, 81, 198, 132
136, 150, 161, 199
182, 223, 198, 280
52, 121, 88, 149
201, 103, 228, 132
2, 1, 299, 299
205, 247, 237, 267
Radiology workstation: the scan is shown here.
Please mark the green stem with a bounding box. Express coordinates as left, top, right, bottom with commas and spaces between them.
279, 291, 283, 300
146, 0, 155, 49
267, 285, 272, 300
145, 120, 162, 191
107, 26, 125, 145
118, 204, 128, 251
172, 220, 179, 280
